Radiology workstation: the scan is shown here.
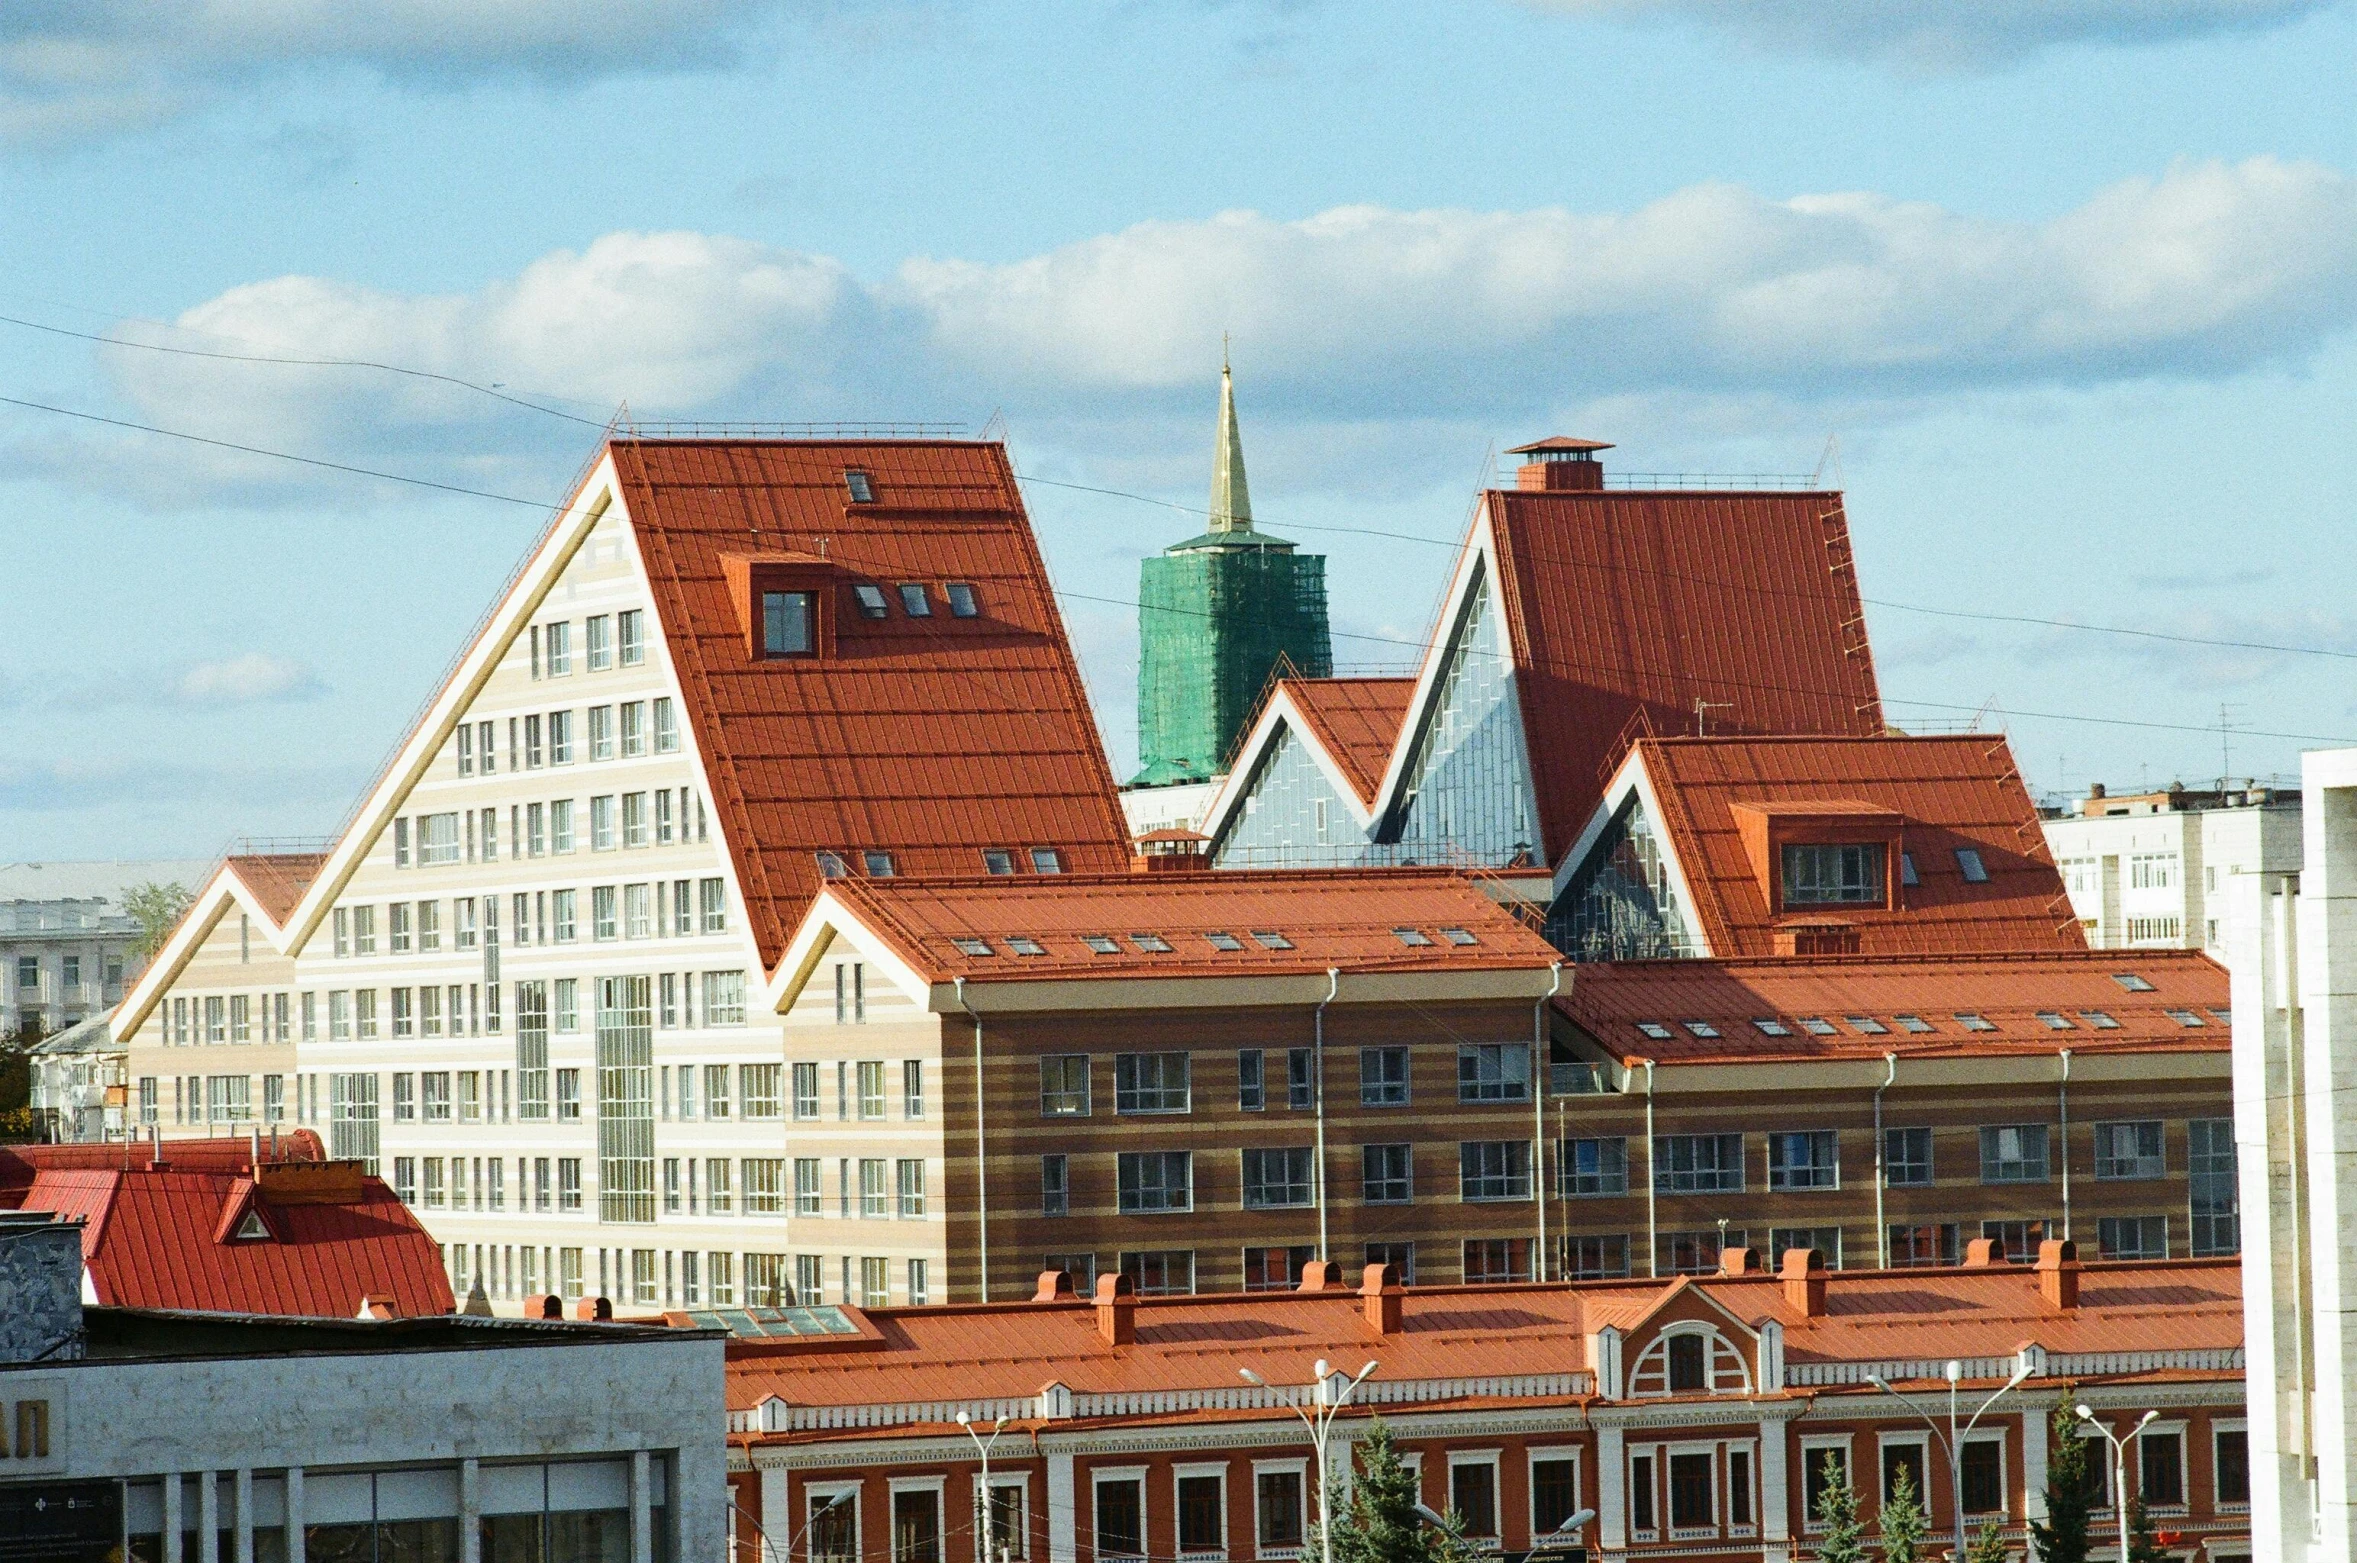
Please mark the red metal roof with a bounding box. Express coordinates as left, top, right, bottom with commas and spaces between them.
1629, 733, 2084, 957
1555, 948, 2230, 1064
1484, 487, 1884, 860
817, 868, 1562, 981
613, 440, 1134, 971
224, 852, 327, 925
1278, 677, 1416, 806
1, 1137, 451, 1319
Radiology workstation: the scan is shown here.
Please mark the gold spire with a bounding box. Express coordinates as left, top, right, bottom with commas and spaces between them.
1208, 343, 1253, 535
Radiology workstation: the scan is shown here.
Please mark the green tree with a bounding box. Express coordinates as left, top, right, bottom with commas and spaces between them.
2032, 1408, 2095, 1563
1321, 1420, 1477, 1563
2124, 1497, 2170, 1563
1880, 1464, 1930, 1563
1968, 1519, 2014, 1562
123, 880, 193, 961
1812, 1451, 1866, 1563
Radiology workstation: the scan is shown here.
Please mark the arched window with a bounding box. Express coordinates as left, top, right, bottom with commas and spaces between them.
1629, 1323, 1751, 1397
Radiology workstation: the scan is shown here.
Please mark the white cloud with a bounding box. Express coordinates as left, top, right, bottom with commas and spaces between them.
1524, 0, 2336, 71
0, 0, 807, 141
0, 654, 328, 710
177, 653, 325, 706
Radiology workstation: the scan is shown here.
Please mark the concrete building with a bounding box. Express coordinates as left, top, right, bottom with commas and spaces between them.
724, 1250, 2250, 1563
0, 1209, 723, 1563
0, 860, 210, 1039
27, 1013, 121, 1142
2043, 780, 2301, 954
2230, 747, 2357, 1561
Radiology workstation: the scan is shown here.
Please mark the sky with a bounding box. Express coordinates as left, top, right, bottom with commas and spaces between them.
2, 0, 2352, 860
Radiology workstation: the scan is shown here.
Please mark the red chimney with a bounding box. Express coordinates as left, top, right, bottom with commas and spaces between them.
1507, 437, 1612, 492
1296, 1260, 1348, 1292
1095, 1272, 1137, 1345
1780, 1247, 1828, 1317
1033, 1270, 1076, 1303
1360, 1264, 1403, 1336
1963, 1238, 2004, 1268
1718, 1247, 1760, 1277
2036, 1239, 2082, 1310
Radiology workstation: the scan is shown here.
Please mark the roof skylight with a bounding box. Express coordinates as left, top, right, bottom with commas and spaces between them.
1250, 930, 1293, 950
1683, 1020, 1720, 1038
853, 584, 890, 619
1007, 937, 1047, 957
815, 851, 849, 879
844, 471, 875, 503
1206, 931, 1244, 952
1439, 927, 1478, 946
2165, 1009, 2207, 1027
982, 849, 1014, 876
1081, 935, 1120, 955
946, 582, 979, 618
2111, 973, 2155, 992
1798, 1017, 1837, 1036
2035, 1011, 2073, 1030
1031, 848, 1064, 874
1636, 1022, 1674, 1040
2079, 1010, 2120, 1029
862, 851, 896, 877
1895, 1014, 1933, 1033
1955, 848, 1989, 883
898, 584, 931, 616
1753, 1018, 1791, 1036
1131, 933, 1173, 953
1392, 928, 1433, 947
952, 937, 994, 957
2207, 1008, 2231, 1025
1846, 1016, 1888, 1034
1955, 1013, 1996, 1032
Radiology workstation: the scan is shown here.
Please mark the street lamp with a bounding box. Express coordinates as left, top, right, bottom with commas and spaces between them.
956, 1412, 1013, 1563
1239, 1359, 1380, 1563
779, 1489, 855, 1563
1863, 1358, 2034, 1562
2075, 1404, 2158, 1563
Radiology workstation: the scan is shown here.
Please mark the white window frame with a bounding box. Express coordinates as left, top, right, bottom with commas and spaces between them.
1171, 1462, 1229, 1563
1625, 1443, 1662, 1545
1660, 1440, 1720, 1543
2136, 1421, 2191, 1516
1875, 1432, 1933, 1518
1092, 1467, 1149, 1563
1959, 1429, 2008, 1518
2212, 1418, 2250, 1514
1798, 1436, 1853, 1535
974, 1470, 1032, 1562
1719, 1438, 1759, 1540
1251, 1457, 1312, 1560
1441, 1450, 1501, 1547
1524, 1447, 1585, 1547
805, 1480, 862, 1563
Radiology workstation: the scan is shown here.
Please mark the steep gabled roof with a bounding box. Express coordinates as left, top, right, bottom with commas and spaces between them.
609, 440, 1133, 969
1483, 487, 1884, 860
221, 852, 327, 924
1556, 948, 2230, 1065
1594, 733, 2082, 958
116, 851, 327, 1038
1281, 677, 1416, 807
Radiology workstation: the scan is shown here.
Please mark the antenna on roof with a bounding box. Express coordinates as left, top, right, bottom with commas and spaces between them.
1811, 432, 1844, 489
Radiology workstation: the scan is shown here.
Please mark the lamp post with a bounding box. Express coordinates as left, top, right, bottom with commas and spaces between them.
1239, 1359, 1379, 1563
956, 1412, 1012, 1563
2074, 1404, 2158, 1563
779, 1489, 855, 1563
1863, 1358, 2033, 1561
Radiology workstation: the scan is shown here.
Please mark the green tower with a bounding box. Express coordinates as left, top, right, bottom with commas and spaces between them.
1132, 361, 1333, 786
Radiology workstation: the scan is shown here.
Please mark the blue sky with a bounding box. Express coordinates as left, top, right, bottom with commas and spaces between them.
3, 0, 2352, 858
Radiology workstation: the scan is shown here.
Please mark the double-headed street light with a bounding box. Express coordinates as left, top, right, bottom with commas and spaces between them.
2075, 1404, 2159, 1563
956, 1412, 1012, 1563
1239, 1359, 1380, 1563
1863, 1357, 2034, 1562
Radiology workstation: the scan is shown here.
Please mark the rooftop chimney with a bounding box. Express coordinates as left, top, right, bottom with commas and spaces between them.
2036, 1239, 2082, 1310
1963, 1237, 2004, 1268
1718, 1246, 1760, 1277
1095, 1272, 1137, 1346
1033, 1269, 1076, 1303
1296, 1260, 1347, 1292
1360, 1263, 1403, 1336
1779, 1247, 1828, 1317
1507, 437, 1612, 493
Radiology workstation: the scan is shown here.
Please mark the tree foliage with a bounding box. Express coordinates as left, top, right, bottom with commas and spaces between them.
124, 880, 193, 961
1968, 1519, 2014, 1562
2032, 1408, 2095, 1563
1812, 1451, 1867, 1563
1880, 1463, 1931, 1563
2124, 1497, 2170, 1563
1321, 1420, 1478, 1563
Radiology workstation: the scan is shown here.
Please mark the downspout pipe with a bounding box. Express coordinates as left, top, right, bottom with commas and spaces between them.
2058, 1048, 2072, 1243
1534, 962, 1563, 1281
1641, 1059, 1658, 1277
1873, 1052, 1897, 1268
1314, 968, 1339, 1260
956, 977, 988, 1301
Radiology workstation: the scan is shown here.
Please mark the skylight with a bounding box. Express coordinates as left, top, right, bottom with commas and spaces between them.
1955, 1013, 1996, 1032
1250, 930, 1293, 950
1798, 1017, 1837, 1036
982, 849, 1014, 876
1955, 848, 1989, 883
898, 584, 931, 616
862, 851, 896, 876
2080, 1011, 2120, 1029
2112, 973, 2156, 992
853, 584, 890, 619
952, 938, 994, 957
1081, 935, 1120, 955
1846, 1016, 1888, 1034
844, 471, 875, 503
1031, 848, 1064, 874
1439, 927, 1478, 946
1895, 1014, 1933, 1033
1008, 937, 1047, 957
815, 851, 849, 879
1900, 853, 1919, 888
1392, 928, 1433, 947
2035, 1011, 2073, 1030
945, 582, 980, 618
1636, 1022, 1674, 1040
2207, 1008, 2231, 1025
1206, 931, 1244, 951
1683, 1020, 1720, 1038
1131, 933, 1173, 953
1752, 1018, 1791, 1036
2164, 1009, 2207, 1027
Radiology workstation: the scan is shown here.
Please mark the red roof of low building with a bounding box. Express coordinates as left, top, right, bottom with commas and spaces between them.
613, 440, 1134, 970
1555, 948, 2230, 1065
816, 868, 1562, 982
1626, 733, 2083, 957
1278, 677, 1416, 807
0, 1136, 452, 1319
1484, 487, 1885, 860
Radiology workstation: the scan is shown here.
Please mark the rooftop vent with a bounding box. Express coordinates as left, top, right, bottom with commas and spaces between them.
1507, 437, 1612, 493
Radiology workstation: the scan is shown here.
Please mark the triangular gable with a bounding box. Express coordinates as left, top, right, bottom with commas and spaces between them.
1544, 747, 1713, 960
1201, 702, 1385, 862
117, 857, 318, 1039
763, 889, 945, 1018
1386, 552, 1539, 861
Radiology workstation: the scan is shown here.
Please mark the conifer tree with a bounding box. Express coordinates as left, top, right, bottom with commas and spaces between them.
1967, 1519, 2013, 1562
2032, 1408, 2095, 1563
1321, 1420, 1476, 1563
1879, 1465, 1930, 1563
1811, 1451, 1866, 1563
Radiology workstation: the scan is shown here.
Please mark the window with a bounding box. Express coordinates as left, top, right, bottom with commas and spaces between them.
353, 905, 376, 955
763, 592, 815, 655
854, 584, 891, 618
1117, 1151, 1192, 1213
1041, 1154, 1069, 1217
704, 971, 746, 1025
1446, 1462, 1495, 1539
1770, 1226, 1842, 1268
1956, 848, 1990, 883
741, 1063, 782, 1119
589, 705, 616, 761
857, 1158, 888, 1217
556, 1068, 581, 1121
1459, 1140, 1531, 1201
1360, 1046, 1409, 1106
903, 1058, 924, 1119
1237, 1049, 1265, 1111
945, 582, 979, 617
2216, 1426, 2250, 1508
2190, 1118, 2239, 1256
1802, 1446, 1848, 1533
1362, 1144, 1412, 1204
1176, 1475, 1223, 1556
552, 798, 575, 851
1667, 1452, 1714, 1533
422, 1071, 452, 1122
1121, 1249, 1195, 1296
1630, 1453, 1657, 1539
1961, 1438, 2005, 1515
1981, 1218, 2056, 1260
616, 608, 645, 665
843, 470, 875, 503
1884, 1127, 1933, 1186
792, 1159, 818, 1215
2129, 851, 2178, 890
1251, 929, 1291, 950
1206, 931, 1243, 952
1781, 842, 1885, 906
1846, 1015, 1887, 1034
549, 709, 574, 764
1980, 1124, 2050, 1183
1243, 1147, 1314, 1209
1956, 1012, 1997, 1032
422, 1159, 445, 1208
2111, 972, 2155, 993
1900, 852, 1919, 886
1392, 927, 1432, 947
1095, 1476, 1145, 1559
855, 1059, 886, 1119
1531, 1459, 1581, 1539
653, 696, 678, 752
1888, 1223, 1961, 1268
593, 885, 618, 939
2080, 1009, 2121, 1029
1457, 1042, 1530, 1103
1653, 1133, 1744, 1193
1767, 1130, 1839, 1191
2095, 1120, 2165, 1180
887, 583, 930, 619
1562, 1137, 1628, 1196
1894, 1014, 1932, 1034
1559, 1234, 1629, 1279
1462, 1238, 1531, 1283
2140, 1430, 2185, 1509
1115, 1052, 1189, 1114
2099, 1215, 2169, 1259
623, 793, 650, 848
983, 849, 1014, 875
1040, 1055, 1090, 1116
1882, 1442, 1929, 1516
558, 1158, 583, 1211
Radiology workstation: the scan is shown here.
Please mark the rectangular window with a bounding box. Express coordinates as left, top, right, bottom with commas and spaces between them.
1243, 1245, 1315, 1292
1884, 1127, 1934, 1187
1176, 1475, 1223, 1556
624, 881, 652, 938
590, 885, 616, 940
1362, 1144, 1412, 1204
788, 1061, 817, 1120
1285, 1048, 1312, 1110
1803, 1448, 1847, 1535
1768, 1130, 1839, 1191
791, 1158, 819, 1216
1463, 1237, 1532, 1284
1120, 1249, 1195, 1296
1360, 1046, 1410, 1106
589, 705, 615, 761
896, 1158, 926, 1217
549, 709, 573, 764
1781, 842, 1886, 906
2094, 1120, 2165, 1180
742, 1063, 782, 1119
591, 795, 617, 850
1460, 1140, 1531, 1201
1457, 1042, 1530, 1103
703, 971, 745, 1024
1041, 1154, 1070, 1217
1653, 1133, 1745, 1193
763, 591, 814, 655
653, 696, 679, 752
1040, 1055, 1091, 1116
1630, 1454, 1657, 1538
422, 1071, 452, 1122
2098, 1215, 2169, 1259
545, 621, 572, 675
551, 798, 574, 852
557, 1068, 581, 1120
902, 1059, 924, 1119
1559, 1234, 1630, 1279
623, 792, 649, 848
585, 613, 612, 671
1117, 1151, 1193, 1214
1961, 1438, 2005, 1515
745, 1159, 787, 1216
856, 1059, 886, 1119
1657, 1230, 1737, 1275
700, 877, 727, 932
2189, 1118, 2239, 1256
353, 905, 376, 955
1095, 1477, 1145, 1559
2139, 1432, 2185, 1508
1667, 1452, 1713, 1533
419, 813, 460, 865
594, 974, 656, 1223
1888, 1223, 1961, 1267
1237, 1048, 1265, 1111
856, 1158, 888, 1218
1115, 1052, 1190, 1114
617, 608, 645, 665
1562, 1136, 1628, 1196
1242, 1147, 1315, 1209
1531, 1459, 1581, 1538
1257, 1470, 1306, 1549
2216, 1428, 2250, 1507
422, 1159, 445, 1208
1980, 1124, 2050, 1183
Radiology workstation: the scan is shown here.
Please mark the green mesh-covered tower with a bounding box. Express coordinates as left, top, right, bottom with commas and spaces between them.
1132, 363, 1332, 786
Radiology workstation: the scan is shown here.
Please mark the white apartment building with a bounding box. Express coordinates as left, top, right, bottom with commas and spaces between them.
2042, 780, 2301, 952
117, 436, 1135, 1317
0, 859, 210, 1038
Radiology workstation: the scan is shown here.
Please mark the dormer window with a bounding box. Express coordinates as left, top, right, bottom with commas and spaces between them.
845, 471, 875, 503
945, 582, 979, 618
762, 592, 815, 657
1781, 843, 1885, 908
233, 1210, 271, 1242
816, 851, 849, 878
899, 584, 931, 617
853, 585, 890, 620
